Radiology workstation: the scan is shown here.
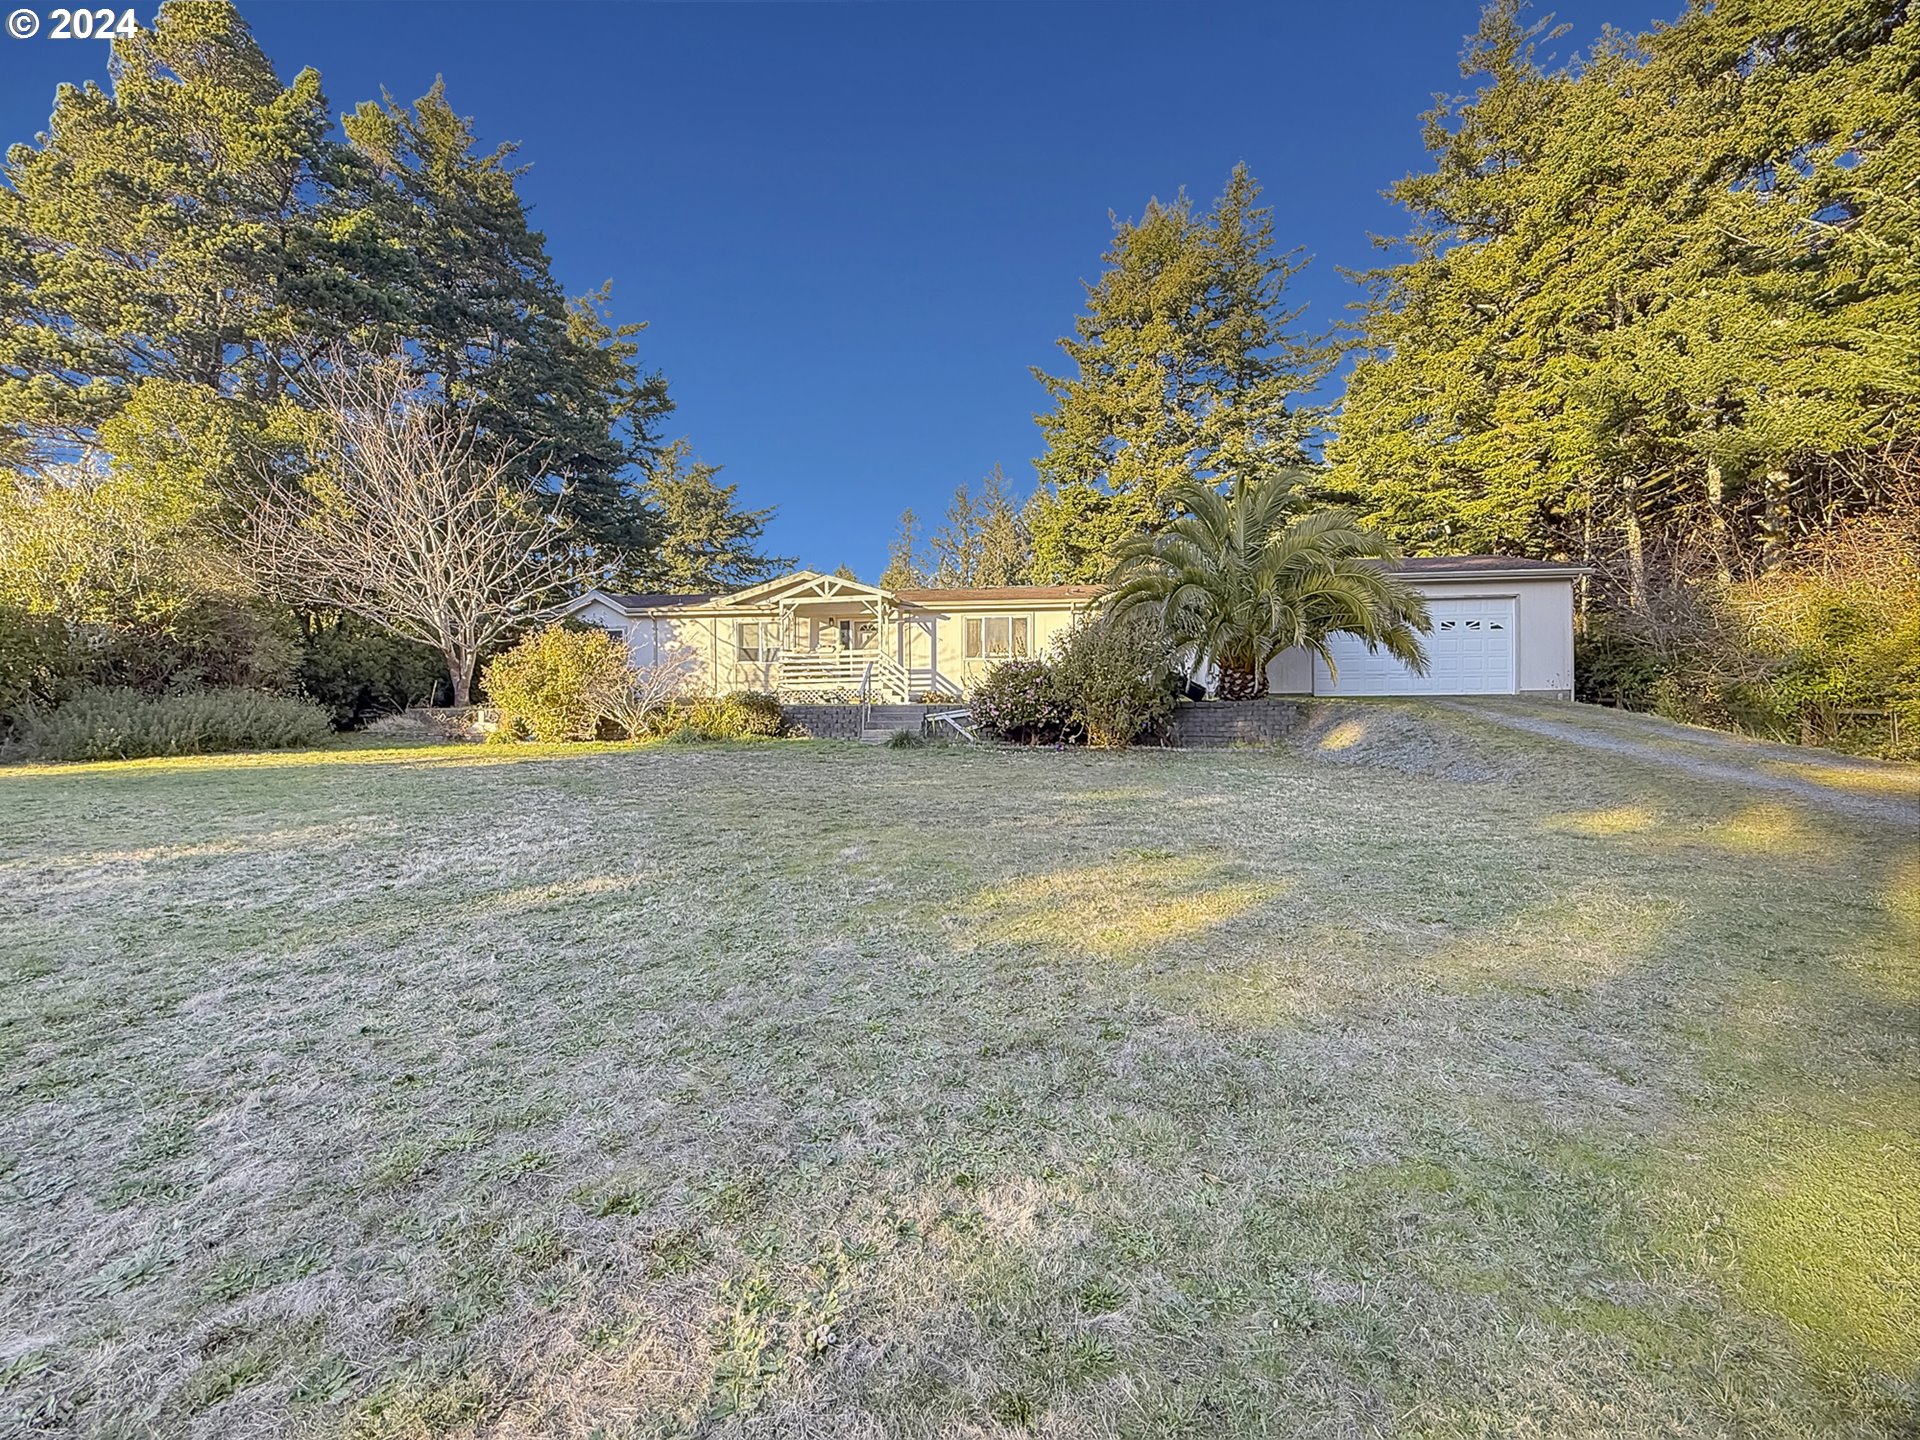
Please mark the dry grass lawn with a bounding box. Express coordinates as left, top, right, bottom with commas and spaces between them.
1, 704, 1916, 1438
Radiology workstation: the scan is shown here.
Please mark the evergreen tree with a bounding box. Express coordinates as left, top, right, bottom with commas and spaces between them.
0, 1, 396, 487
628, 440, 792, 594
1330, 0, 1920, 602
341, 82, 674, 580
929, 483, 984, 586
974, 465, 1033, 586
1029, 165, 1334, 580
879, 509, 926, 589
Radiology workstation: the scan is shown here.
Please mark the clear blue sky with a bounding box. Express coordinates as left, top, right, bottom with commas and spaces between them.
1, 1, 1672, 577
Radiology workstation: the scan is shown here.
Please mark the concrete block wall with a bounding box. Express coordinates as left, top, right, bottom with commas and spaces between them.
1165, 698, 1304, 748
782, 704, 864, 741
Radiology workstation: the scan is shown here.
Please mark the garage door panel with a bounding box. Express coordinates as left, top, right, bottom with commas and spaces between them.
1314, 599, 1516, 696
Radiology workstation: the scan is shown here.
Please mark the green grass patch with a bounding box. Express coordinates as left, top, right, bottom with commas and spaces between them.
1, 723, 1916, 1432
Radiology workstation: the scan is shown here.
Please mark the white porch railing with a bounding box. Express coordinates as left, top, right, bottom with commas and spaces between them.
777, 650, 911, 702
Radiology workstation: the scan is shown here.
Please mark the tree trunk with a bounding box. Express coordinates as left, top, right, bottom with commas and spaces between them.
1706, 457, 1732, 583
445, 649, 472, 708
1621, 475, 1647, 611
1760, 463, 1792, 572
1216, 659, 1266, 701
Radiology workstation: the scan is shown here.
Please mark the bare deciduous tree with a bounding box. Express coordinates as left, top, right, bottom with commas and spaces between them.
588, 645, 702, 738
238, 358, 570, 705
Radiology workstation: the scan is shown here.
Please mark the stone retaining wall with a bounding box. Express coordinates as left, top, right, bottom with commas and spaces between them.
782, 704, 864, 741
1165, 698, 1305, 748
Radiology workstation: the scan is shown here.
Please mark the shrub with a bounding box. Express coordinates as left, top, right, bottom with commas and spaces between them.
711, 690, 785, 738
0, 605, 83, 729
86, 601, 303, 696
651, 690, 786, 742
969, 659, 1072, 744
481, 625, 632, 742
298, 613, 447, 727
8, 686, 331, 763
1051, 613, 1178, 748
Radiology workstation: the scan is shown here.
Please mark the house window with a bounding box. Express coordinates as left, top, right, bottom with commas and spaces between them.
965, 616, 1030, 659
600, 626, 625, 643
735, 621, 775, 662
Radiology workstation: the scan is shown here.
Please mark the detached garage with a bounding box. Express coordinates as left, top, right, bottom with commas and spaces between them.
1266, 557, 1583, 699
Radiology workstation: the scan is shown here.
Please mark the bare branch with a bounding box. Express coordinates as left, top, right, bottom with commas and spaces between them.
231, 352, 572, 705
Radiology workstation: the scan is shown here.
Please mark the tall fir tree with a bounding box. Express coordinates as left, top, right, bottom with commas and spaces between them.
341, 82, 674, 580
1028, 164, 1335, 581
879, 509, 926, 589
928, 483, 984, 586
627, 440, 792, 593
927, 466, 1031, 586
0, 0, 400, 491
974, 464, 1033, 586
1329, 0, 1920, 603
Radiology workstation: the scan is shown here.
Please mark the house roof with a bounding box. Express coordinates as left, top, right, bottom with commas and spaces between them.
1390, 556, 1588, 578
894, 585, 1105, 603
598, 592, 714, 609
585, 557, 1581, 616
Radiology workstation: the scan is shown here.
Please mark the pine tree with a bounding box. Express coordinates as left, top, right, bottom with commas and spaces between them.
928, 484, 984, 586
974, 465, 1033, 586
1330, 0, 1920, 601
0, 1, 392, 486
1028, 165, 1334, 581
341, 82, 673, 580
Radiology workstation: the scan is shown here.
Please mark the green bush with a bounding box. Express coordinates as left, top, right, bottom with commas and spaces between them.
1573, 618, 1668, 712
1573, 551, 1920, 760
86, 601, 303, 696
1051, 614, 1177, 748
0, 605, 82, 728
298, 614, 447, 727
968, 659, 1072, 744
8, 686, 332, 763
711, 690, 785, 738
481, 625, 632, 742
654, 690, 786, 742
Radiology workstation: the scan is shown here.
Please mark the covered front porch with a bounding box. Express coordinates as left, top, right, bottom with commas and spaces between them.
723, 572, 947, 703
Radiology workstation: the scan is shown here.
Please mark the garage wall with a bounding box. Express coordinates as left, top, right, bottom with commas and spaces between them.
1261, 577, 1575, 698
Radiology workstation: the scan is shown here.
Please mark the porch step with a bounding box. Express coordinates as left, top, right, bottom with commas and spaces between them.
859, 727, 906, 745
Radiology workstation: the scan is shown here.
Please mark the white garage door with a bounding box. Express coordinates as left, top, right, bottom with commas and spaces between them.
1314, 598, 1517, 696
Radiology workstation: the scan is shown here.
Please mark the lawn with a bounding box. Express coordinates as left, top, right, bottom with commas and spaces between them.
1, 708, 1916, 1437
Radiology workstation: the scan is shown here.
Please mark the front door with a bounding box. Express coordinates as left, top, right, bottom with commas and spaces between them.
838, 618, 878, 652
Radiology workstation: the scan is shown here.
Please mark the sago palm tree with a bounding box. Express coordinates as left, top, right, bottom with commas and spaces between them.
1107, 473, 1429, 700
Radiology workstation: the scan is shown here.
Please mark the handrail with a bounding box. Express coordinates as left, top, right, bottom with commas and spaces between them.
928, 708, 977, 742
858, 658, 875, 733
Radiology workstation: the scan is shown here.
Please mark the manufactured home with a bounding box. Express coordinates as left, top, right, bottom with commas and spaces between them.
565, 558, 1583, 703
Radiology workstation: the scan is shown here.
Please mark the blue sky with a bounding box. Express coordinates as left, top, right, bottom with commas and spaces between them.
1, 0, 1672, 577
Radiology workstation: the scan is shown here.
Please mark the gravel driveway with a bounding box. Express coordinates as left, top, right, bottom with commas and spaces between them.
1435, 698, 1920, 831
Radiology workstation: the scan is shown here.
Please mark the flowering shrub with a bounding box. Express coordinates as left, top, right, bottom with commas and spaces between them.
969, 658, 1072, 743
